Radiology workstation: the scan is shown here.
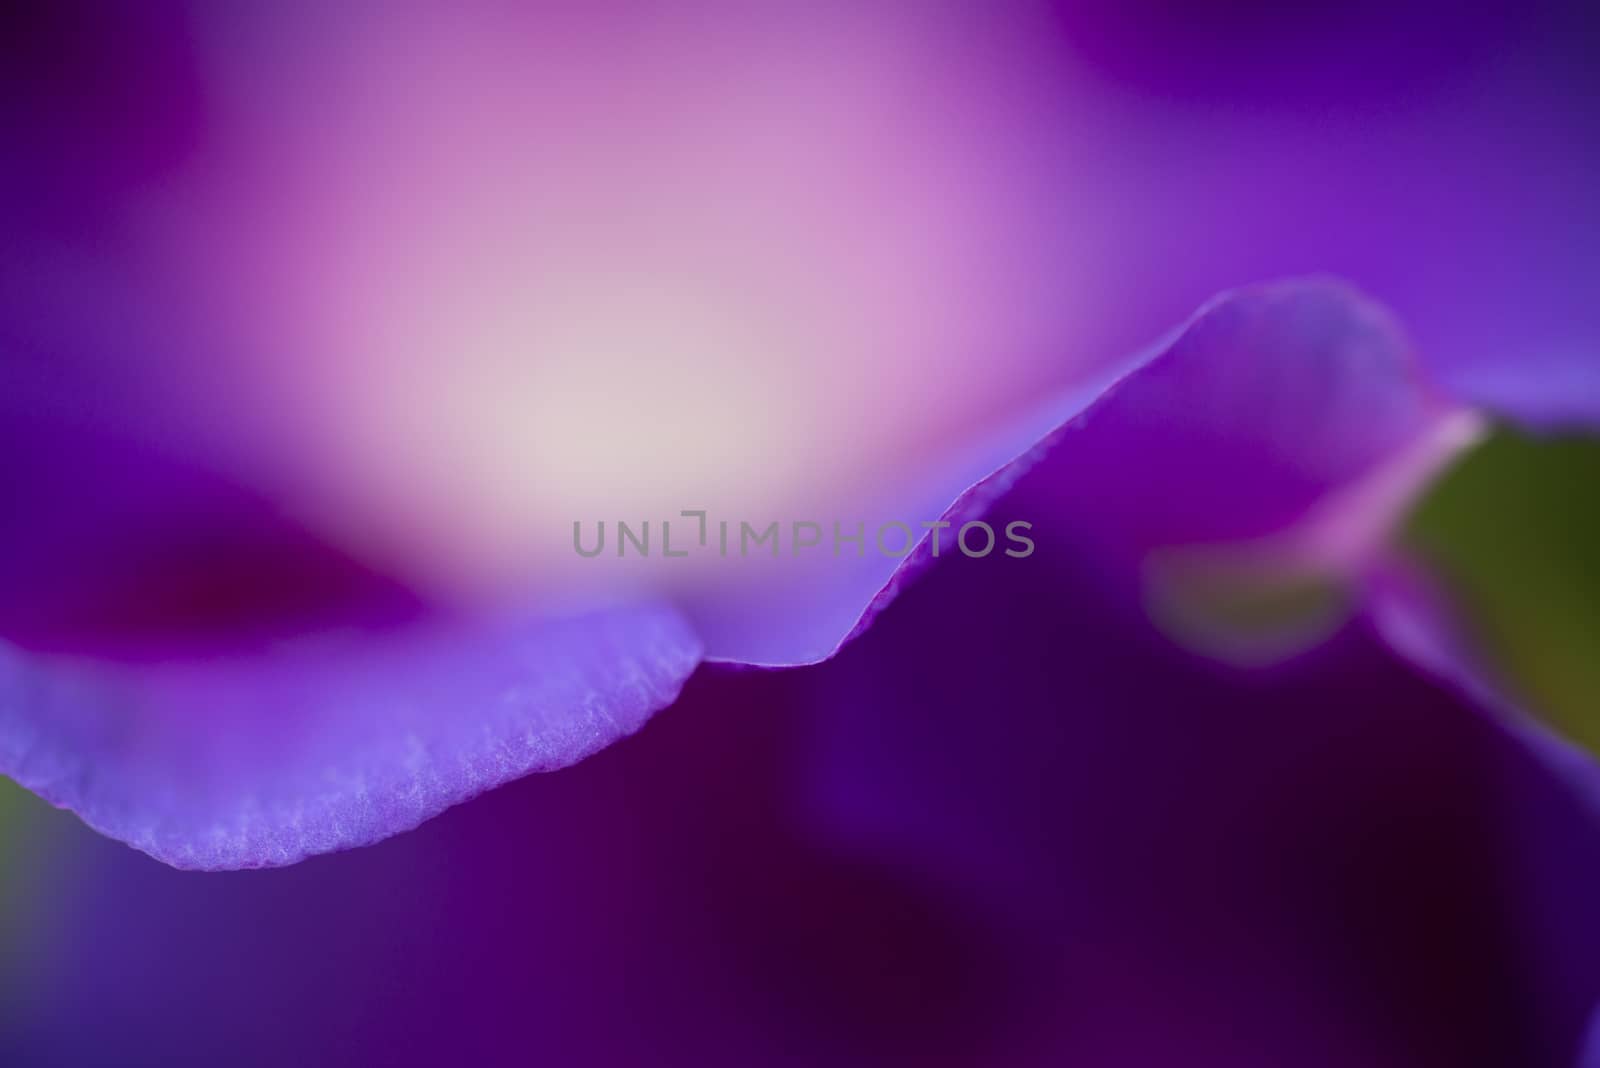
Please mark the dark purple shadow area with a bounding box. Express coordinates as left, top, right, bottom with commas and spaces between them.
0, 388, 423, 659
1049, 0, 1541, 109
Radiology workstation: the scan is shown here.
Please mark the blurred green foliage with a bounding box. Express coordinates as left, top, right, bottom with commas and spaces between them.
1404, 429, 1600, 751
0, 775, 41, 956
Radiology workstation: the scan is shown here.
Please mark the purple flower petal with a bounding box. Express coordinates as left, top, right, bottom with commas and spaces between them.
0, 276, 1488, 868
1036, 278, 1462, 561
0, 605, 700, 870
689, 277, 1462, 666
1, 334, 703, 868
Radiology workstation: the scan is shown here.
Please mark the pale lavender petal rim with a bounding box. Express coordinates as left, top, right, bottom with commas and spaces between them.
0, 604, 702, 870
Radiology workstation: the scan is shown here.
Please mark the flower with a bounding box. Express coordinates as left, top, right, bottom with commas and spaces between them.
0, 0, 1595, 870
5, 3, 1600, 1065
4, 300, 1596, 1057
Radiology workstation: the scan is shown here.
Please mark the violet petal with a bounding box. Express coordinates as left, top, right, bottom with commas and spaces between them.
690, 277, 1457, 666
0, 605, 701, 869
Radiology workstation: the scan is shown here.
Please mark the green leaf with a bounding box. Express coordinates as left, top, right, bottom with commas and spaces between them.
1402, 429, 1600, 750
0, 775, 47, 959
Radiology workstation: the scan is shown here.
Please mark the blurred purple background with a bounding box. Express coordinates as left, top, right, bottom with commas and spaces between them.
3, 2, 1599, 1065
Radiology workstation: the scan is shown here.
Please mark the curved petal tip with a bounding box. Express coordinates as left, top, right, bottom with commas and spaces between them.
0, 604, 702, 870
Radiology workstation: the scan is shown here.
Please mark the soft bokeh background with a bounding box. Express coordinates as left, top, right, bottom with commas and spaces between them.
2, 1, 1598, 1064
